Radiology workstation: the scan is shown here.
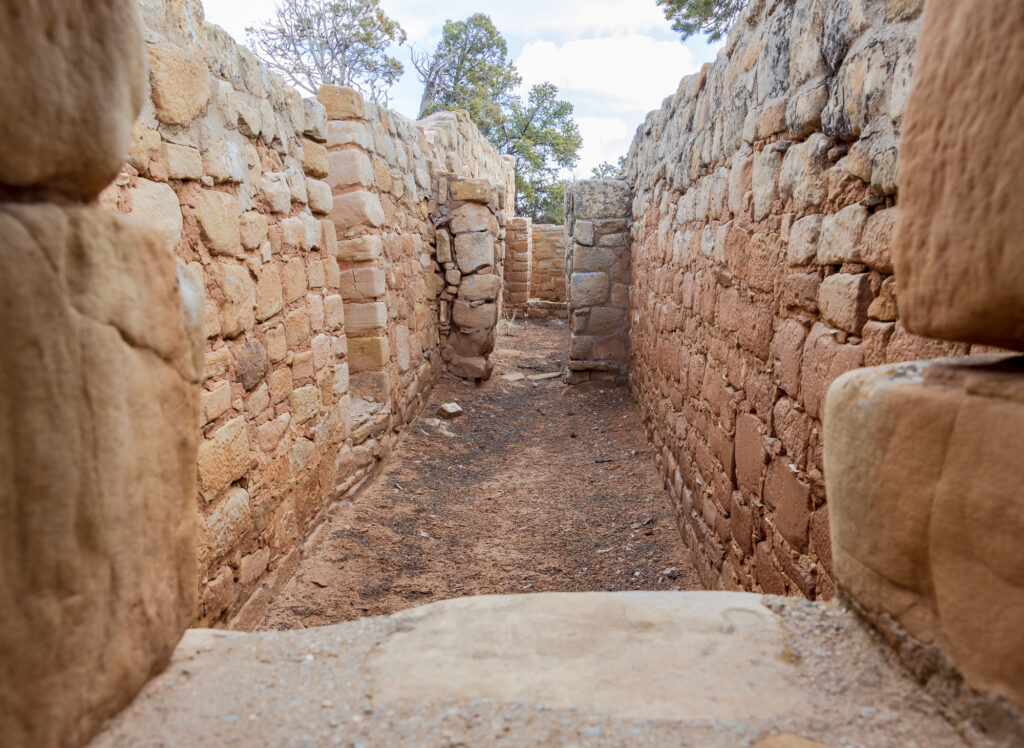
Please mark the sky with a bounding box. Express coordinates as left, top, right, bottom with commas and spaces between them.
202, 0, 723, 175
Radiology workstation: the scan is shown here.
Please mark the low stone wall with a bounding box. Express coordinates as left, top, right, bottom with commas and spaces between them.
530, 224, 567, 304
623, 0, 983, 596
100, 0, 513, 626
565, 180, 632, 384
504, 216, 533, 309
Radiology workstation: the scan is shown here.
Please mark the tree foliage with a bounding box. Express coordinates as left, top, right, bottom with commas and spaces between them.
591, 156, 627, 180
414, 16, 582, 223
247, 0, 406, 103
411, 13, 520, 132
657, 0, 747, 42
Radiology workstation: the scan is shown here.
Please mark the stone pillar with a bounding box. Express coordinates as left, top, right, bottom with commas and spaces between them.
565, 180, 632, 384
434, 174, 506, 380
825, 0, 1024, 736
0, 2, 203, 745
504, 216, 532, 310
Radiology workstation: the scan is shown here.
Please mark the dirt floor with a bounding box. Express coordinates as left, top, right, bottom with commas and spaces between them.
257, 319, 701, 630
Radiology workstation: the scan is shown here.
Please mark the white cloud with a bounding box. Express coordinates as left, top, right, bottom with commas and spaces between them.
573, 116, 634, 175
517, 35, 697, 114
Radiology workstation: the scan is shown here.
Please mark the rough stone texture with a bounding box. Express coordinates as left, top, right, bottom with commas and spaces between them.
0, 0, 146, 201
503, 216, 533, 309
825, 358, 1024, 725
97, 3, 514, 628
566, 180, 632, 384
0, 205, 202, 748
530, 224, 568, 305
893, 0, 1024, 352
625, 0, 953, 599
94, 593, 970, 747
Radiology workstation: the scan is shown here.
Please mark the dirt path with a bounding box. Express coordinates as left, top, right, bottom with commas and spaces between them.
257, 319, 701, 630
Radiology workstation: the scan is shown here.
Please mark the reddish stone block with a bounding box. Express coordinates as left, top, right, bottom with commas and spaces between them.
734, 413, 766, 496
730, 491, 753, 556
764, 458, 811, 552
736, 298, 773, 360
771, 318, 808, 399
800, 322, 864, 419
812, 504, 832, 577
780, 272, 822, 316
754, 541, 787, 595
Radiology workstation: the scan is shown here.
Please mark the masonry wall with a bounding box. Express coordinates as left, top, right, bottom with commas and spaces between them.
530, 224, 567, 304
104, 0, 512, 626
624, 0, 995, 596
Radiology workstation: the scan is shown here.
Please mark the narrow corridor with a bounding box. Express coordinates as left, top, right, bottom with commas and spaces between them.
256, 319, 701, 630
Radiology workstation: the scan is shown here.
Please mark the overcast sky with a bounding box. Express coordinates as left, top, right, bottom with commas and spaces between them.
202, 0, 723, 174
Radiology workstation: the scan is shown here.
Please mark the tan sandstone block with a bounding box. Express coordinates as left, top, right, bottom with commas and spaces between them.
449, 178, 491, 203
818, 273, 872, 335
195, 190, 241, 256
148, 41, 211, 126
452, 300, 498, 331
825, 357, 1024, 712
330, 190, 385, 231
198, 417, 250, 493
451, 203, 498, 235
327, 150, 374, 189
239, 212, 268, 251
318, 85, 365, 120
337, 234, 383, 262
255, 266, 283, 322
0, 0, 146, 201
348, 336, 391, 372
129, 177, 182, 251
216, 263, 255, 338
344, 302, 388, 335
302, 139, 328, 179
459, 274, 501, 302
162, 142, 204, 181
894, 0, 1024, 351
0, 202, 200, 746
454, 232, 494, 274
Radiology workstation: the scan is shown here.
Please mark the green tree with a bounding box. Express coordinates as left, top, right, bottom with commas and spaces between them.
414, 17, 582, 223
591, 156, 627, 180
657, 0, 747, 42
411, 13, 520, 132
247, 0, 406, 104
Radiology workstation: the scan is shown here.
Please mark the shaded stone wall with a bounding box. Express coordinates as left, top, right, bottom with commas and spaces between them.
530, 224, 567, 303
102, 0, 513, 626
504, 216, 533, 309
623, 0, 987, 596
565, 180, 632, 384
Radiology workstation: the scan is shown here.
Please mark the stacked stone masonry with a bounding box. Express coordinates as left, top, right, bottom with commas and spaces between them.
434, 173, 508, 381
530, 224, 568, 306
504, 216, 532, 310
566, 180, 633, 384
622, 0, 997, 597
101, 0, 514, 627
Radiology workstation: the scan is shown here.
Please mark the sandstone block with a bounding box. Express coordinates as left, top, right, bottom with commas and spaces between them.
340, 267, 386, 300
216, 263, 255, 338
589, 307, 625, 335
752, 146, 782, 221
318, 85, 365, 120
819, 273, 873, 335
200, 382, 231, 426
801, 323, 864, 420
0, 0, 146, 201
130, 178, 182, 251
337, 234, 383, 262
348, 336, 390, 372
825, 357, 1024, 712
735, 413, 766, 496
436, 229, 453, 263
894, 0, 1024, 350
234, 340, 269, 391
452, 300, 498, 331
291, 385, 321, 424
459, 274, 501, 302
818, 204, 867, 266
454, 232, 495, 274
330, 190, 385, 231
261, 173, 292, 214
448, 354, 492, 380
198, 416, 250, 494
449, 178, 491, 203
327, 150, 374, 189
567, 180, 631, 220
149, 42, 211, 126
787, 215, 822, 266
451, 203, 498, 235
344, 302, 387, 335
306, 178, 333, 215
195, 190, 241, 256
302, 139, 329, 179
205, 486, 252, 558
162, 143, 203, 180
239, 212, 268, 251
326, 120, 373, 149
764, 459, 811, 552
0, 204, 200, 746
861, 208, 896, 274
575, 220, 595, 246
570, 273, 610, 307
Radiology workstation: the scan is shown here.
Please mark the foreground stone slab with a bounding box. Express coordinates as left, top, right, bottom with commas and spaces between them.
93, 592, 965, 747
825, 357, 1024, 724
0, 205, 203, 748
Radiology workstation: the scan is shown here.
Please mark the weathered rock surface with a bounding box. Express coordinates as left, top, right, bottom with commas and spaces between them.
894, 0, 1024, 351
825, 358, 1024, 721
0, 205, 202, 748
0, 0, 146, 200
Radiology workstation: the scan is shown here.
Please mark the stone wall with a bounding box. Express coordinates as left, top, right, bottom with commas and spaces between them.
530, 224, 568, 304
504, 216, 533, 310
102, 0, 513, 626
623, 0, 986, 596
565, 180, 632, 384
0, 1, 203, 745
